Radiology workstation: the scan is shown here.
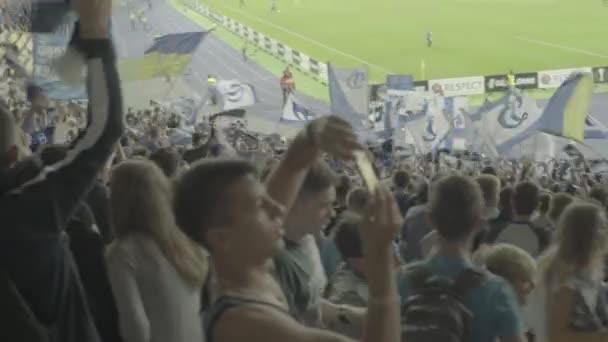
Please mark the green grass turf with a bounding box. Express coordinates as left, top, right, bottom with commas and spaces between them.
201, 0, 608, 83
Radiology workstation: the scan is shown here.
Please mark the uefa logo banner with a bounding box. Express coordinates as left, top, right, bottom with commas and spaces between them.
593, 66, 608, 84
537, 67, 593, 89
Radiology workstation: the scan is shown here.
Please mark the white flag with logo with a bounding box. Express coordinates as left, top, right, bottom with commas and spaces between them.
400, 96, 450, 153
217, 80, 258, 110
328, 63, 369, 130
473, 90, 543, 154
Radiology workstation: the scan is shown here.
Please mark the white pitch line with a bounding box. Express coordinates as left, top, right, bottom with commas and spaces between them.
515, 36, 608, 59
221, 5, 394, 73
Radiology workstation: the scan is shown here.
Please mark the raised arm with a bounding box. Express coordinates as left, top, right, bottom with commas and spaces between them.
10, 0, 123, 231
266, 116, 360, 214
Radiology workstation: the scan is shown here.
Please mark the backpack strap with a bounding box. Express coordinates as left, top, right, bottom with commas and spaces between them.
452, 269, 485, 298
406, 264, 434, 291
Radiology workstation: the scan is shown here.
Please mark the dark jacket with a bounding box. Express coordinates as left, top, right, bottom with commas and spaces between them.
86, 180, 113, 244
67, 205, 122, 342
0, 32, 123, 342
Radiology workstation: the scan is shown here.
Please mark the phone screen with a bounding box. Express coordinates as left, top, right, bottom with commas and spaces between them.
354, 150, 379, 192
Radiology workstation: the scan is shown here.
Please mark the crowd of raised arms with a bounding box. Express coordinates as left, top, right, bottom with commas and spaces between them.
1, 1, 608, 342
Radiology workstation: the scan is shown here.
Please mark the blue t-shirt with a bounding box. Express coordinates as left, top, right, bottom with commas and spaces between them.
398, 255, 525, 342
318, 237, 342, 279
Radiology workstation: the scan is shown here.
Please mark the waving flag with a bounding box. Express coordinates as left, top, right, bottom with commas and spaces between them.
216, 79, 258, 110
327, 63, 369, 130
399, 97, 450, 153
281, 93, 315, 123
537, 73, 593, 142
472, 90, 543, 154
119, 31, 207, 81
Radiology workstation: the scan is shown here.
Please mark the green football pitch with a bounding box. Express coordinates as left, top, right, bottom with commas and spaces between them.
202, 0, 608, 82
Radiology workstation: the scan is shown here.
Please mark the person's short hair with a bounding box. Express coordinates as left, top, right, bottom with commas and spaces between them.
589, 185, 608, 208
481, 166, 497, 176
393, 170, 410, 189
511, 182, 539, 217
26, 83, 43, 102
429, 175, 483, 241
476, 174, 500, 209
334, 215, 363, 260
174, 159, 257, 248
538, 192, 551, 215
301, 159, 338, 194
548, 193, 574, 224
483, 244, 536, 284
346, 187, 369, 213
149, 148, 181, 178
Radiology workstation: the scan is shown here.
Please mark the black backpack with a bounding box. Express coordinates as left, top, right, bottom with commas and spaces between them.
401, 266, 485, 342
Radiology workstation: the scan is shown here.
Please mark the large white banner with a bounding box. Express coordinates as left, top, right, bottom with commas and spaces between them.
428, 76, 485, 97
537, 67, 593, 89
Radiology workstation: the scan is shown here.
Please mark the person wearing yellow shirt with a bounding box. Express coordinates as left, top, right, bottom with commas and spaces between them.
507, 70, 516, 91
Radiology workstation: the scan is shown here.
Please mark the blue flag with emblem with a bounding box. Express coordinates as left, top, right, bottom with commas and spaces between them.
216, 79, 258, 110
281, 93, 315, 123
327, 63, 369, 131
471, 90, 543, 155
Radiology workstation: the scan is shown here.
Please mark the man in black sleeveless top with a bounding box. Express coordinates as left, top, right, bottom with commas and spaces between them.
175, 116, 402, 342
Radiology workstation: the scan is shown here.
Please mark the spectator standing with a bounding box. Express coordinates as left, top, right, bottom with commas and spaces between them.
547, 193, 574, 228
280, 68, 295, 106
272, 160, 338, 323
0, 0, 121, 340
106, 160, 208, 342
174, 116, 402, 342
486, 182, 550, 258
527, 203, 608, 342
399, 175, 527, 342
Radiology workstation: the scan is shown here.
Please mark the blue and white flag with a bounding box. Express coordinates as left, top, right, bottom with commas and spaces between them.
327, 63, 369, 130
473, 90, 543, 154
584, 115, 608, 140
281, 93, 315, 123
399, 96, 450, 153
217, 79, 258, 111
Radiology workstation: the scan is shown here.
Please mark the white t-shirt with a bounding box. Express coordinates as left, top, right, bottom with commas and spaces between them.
106, 235, 205, 342
495, 222, 541, 257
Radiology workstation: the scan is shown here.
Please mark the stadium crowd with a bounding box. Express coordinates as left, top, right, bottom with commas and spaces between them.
1, 1, 608, 342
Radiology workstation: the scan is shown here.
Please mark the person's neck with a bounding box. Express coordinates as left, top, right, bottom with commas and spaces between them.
435, 239, 471, 260
214, 257, 274, 294
283, 219, 309, 243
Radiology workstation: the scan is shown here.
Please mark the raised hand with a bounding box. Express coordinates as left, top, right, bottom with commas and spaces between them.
306, 115, 361, 160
